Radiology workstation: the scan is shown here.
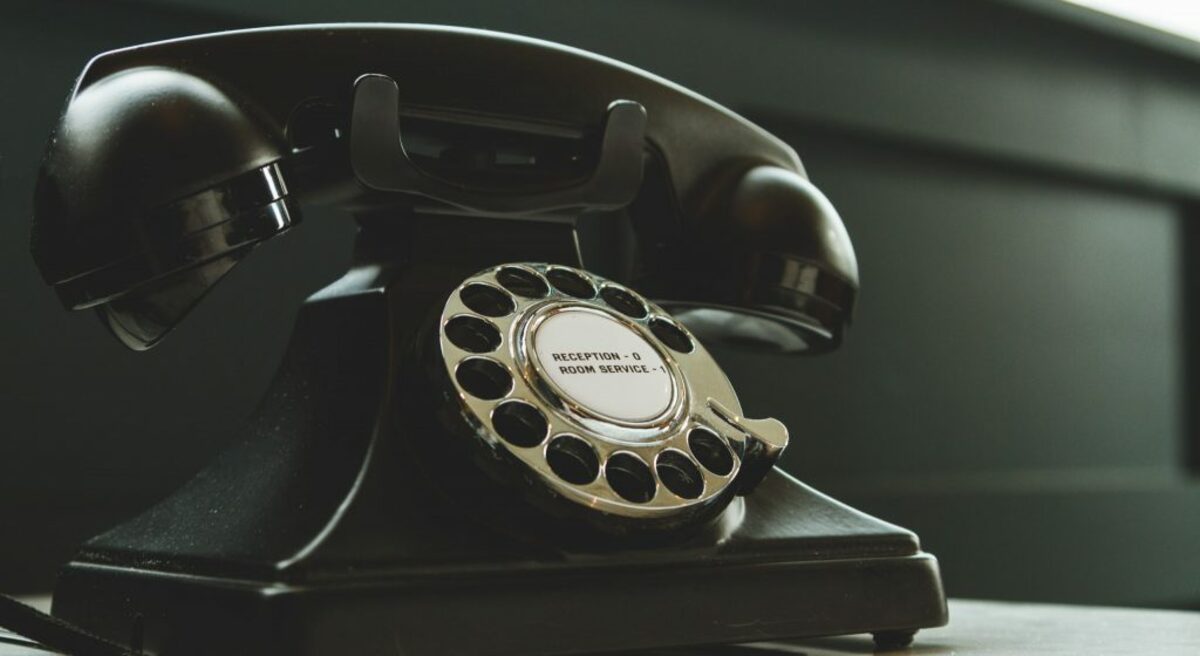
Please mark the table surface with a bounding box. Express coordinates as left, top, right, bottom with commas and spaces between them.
745, 599, 1200, 656
3, 598, 1199, 655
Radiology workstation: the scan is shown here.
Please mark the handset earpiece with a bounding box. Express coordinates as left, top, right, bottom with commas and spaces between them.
31, 66, 296, 350
663, 164, 859, 355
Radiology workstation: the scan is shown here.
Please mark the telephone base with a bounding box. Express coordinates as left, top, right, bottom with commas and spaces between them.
53, 521, 944, 655
50, 219, 947, 654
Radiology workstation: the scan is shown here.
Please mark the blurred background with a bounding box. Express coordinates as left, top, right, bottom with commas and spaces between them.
3, 0, 1199, 609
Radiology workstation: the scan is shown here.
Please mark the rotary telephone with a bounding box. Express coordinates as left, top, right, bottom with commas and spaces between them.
10, 24, 945, 656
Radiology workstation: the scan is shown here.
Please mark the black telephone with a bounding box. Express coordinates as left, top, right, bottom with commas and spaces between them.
18, 24, 945, 656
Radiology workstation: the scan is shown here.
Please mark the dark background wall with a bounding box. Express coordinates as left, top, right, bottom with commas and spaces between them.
3, 0, 1198, 608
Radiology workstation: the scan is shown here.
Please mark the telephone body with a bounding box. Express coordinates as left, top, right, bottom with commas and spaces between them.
27, 25, 946, 655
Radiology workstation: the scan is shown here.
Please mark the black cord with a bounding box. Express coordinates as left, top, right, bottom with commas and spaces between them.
0, 595, 135, 656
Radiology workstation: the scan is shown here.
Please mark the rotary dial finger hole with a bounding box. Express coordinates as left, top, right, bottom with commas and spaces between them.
600, 285, 648, 319
688, 426, 735, 476
546, 267, 596, 299
605, 452, 656, 504
491, 400, 549, 448
656, 450, 704, 499
496, 266, 549, 299
546, 435, 600, 484
460, 283, 515, 317
455, 357, 512, 400
649, 317, 694, 354
444, 315, 501, 353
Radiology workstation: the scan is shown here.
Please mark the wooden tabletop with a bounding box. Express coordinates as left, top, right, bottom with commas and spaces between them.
756, 599, 1200, 656
3, 598, 1199, 654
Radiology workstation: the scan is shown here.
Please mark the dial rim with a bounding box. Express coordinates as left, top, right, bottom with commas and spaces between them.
437, 263, 761, 523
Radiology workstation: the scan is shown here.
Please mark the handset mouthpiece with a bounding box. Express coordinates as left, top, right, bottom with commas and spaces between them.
30, 66, 295, 349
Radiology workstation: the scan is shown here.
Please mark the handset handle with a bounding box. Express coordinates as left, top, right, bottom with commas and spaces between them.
350, 74, 647, 215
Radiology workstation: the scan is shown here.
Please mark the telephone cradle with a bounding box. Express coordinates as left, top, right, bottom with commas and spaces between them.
27, 24, 947, 655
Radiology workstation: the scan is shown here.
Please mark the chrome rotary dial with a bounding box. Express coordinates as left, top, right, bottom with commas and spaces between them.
437, 263, 788, 526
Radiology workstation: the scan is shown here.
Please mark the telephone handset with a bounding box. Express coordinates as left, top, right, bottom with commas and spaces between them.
31, 26, 856, 355
21, 24, 944, 656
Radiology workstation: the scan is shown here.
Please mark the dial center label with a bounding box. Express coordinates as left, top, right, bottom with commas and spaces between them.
532, 308, 673, 422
